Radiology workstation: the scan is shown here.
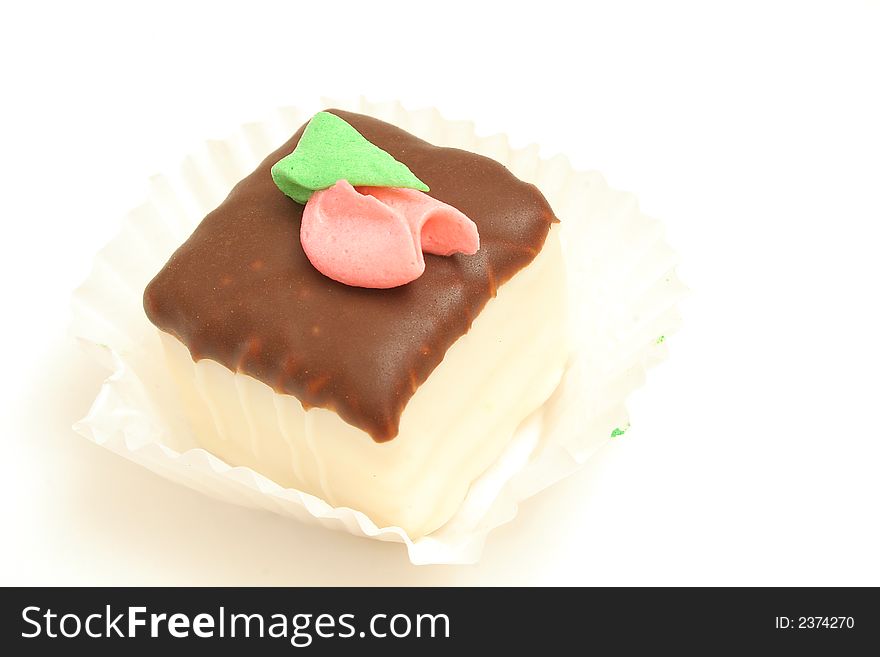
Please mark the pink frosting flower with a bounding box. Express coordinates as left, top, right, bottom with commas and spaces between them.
301, 180, 480, 288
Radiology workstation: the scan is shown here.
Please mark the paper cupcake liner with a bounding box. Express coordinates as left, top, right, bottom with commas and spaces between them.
71, 98, 685, 564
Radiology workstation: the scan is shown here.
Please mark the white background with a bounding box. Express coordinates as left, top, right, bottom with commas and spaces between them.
2, 0, 878, 585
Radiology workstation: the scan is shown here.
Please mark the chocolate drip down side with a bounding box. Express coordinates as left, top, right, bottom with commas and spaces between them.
143, 110, 557, 442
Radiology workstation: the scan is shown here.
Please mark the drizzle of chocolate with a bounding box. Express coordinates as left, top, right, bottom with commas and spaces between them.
143, 110, 557, 442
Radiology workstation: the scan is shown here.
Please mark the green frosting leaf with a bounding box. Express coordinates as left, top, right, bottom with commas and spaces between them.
271, 111, 430, 204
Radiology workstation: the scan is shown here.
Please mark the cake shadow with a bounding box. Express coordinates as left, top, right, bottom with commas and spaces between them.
19, 333, 608, 585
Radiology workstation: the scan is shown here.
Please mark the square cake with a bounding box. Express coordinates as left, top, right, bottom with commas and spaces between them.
143, 110, 568, 537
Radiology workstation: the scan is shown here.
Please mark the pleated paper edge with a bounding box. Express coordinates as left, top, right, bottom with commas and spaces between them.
70, 97, 686, 565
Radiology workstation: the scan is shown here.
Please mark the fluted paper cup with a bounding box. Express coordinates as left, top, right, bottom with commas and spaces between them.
71, 98, 685, 564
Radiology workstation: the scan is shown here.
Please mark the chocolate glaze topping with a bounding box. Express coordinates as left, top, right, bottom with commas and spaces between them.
144, 110, 556, 441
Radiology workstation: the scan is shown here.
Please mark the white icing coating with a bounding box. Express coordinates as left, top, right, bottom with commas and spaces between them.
158, 227, 568, 537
